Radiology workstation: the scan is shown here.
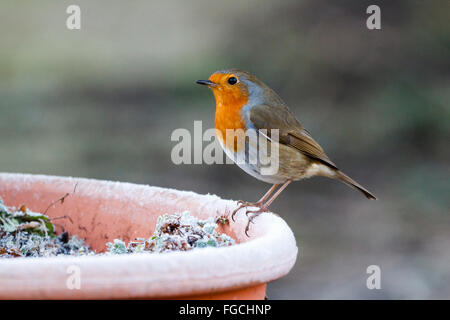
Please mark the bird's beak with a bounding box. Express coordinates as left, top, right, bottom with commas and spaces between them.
196, 80, 217, 87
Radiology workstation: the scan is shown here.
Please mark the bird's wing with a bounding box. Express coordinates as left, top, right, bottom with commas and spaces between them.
248, 104, 338, 169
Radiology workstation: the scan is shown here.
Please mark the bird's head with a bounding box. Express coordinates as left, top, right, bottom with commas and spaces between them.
196, 69, 268, 108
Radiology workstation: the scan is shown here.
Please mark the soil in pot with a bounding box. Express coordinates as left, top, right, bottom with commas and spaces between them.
0, 197, 235, 258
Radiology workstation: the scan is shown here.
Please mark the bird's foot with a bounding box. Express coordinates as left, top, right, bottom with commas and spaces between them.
244, 206, 269, 237
231, 200, 264, 222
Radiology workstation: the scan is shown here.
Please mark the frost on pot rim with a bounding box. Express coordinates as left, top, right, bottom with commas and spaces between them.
0, 173, 298, 300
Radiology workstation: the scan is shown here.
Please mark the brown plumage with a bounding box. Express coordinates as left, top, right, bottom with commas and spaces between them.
249, 103, 375, 200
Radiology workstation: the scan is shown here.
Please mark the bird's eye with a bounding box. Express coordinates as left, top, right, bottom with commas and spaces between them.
228, 77, 238, 85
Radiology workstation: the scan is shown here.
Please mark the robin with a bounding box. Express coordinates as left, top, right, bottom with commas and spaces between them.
197, 69, 376, 235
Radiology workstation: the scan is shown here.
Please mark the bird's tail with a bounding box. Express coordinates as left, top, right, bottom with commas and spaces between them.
335, 170, 377, 200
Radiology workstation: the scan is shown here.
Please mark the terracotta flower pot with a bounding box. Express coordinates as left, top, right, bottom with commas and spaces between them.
0, 173, 298, 299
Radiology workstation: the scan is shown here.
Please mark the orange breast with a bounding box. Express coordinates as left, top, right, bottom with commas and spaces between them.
213, 90, 248, 152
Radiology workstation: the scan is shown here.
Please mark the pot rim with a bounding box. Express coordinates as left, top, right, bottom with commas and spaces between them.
0, 173, 298, 299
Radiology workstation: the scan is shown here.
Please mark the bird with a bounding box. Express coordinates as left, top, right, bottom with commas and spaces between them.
196, 69, 376, 235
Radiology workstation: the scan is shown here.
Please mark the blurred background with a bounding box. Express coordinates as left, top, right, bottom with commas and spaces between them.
0, 0, 449, 298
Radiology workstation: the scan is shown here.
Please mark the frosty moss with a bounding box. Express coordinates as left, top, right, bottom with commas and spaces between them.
1, 197, 235, 258
106, 211, 235, 254
0, 198, 93, 258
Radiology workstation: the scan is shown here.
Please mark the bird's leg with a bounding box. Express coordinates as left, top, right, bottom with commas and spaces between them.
231, 184, 279, 222
244, 179, 292, 236
261, 179, 292, 209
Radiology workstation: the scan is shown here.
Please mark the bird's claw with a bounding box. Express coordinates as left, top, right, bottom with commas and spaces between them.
231, 200, 255, 222
231, 201, 246, 222
244, 217, 257, 237
231, 200, 269, 236
243, 206, 268, 237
